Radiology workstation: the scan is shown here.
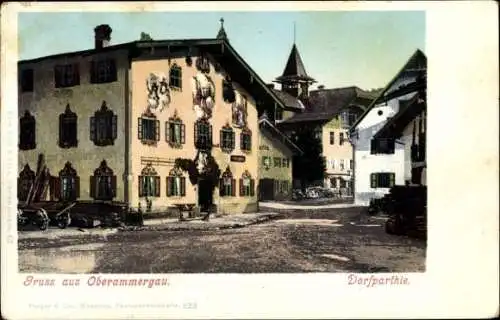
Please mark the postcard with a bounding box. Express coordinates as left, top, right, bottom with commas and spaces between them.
1, 1, 498, 319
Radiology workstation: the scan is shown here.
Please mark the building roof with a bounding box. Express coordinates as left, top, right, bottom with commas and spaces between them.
274, 44, 315, 83
277, 86, 375, 125
373, 91, 426, 139
18, 37, 289, 116
216, 18, 228, 40
349, 49, 427, 133
259, 117, 303, 155
272, 89, 305, 110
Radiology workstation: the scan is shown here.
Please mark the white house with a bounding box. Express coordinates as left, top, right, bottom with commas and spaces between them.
349, 49, 427, 206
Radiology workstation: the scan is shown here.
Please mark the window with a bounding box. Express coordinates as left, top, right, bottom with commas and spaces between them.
262, 156, 271, 170
222, 78, 236, 103
59, 162, 80, 201
90, 101, 117, 146
240, 128, 252, 152
18, 164, 35, 201
281, 158, 290, 168
219, 167, 235, 197
348, 113, 357, 126
281, 181, 290, 195
370, 138, 395, 154
331, 159, 336, 169
329, 132, 335, 145
59, 104, 78, 148
239, 170, 255, 197
169, 64, 182, 90
220, 125, 235, 153
90, 59, 117, 84
166, 167, 186, 197
339, 132, 345, 145
139, 163, 160, 197
370, 172, 395, 188
20, 69, 34, 92
138, 111, 160, 145
275, 107, 283, 121
340, 159, 345, 171
54, 63, 80, 88
350, 159, 354, 170
274, 157, 282, 168
194, 119, 212, 150
90, 160, 116, 201
19, 110, 36, 150
165, 112, 185, 148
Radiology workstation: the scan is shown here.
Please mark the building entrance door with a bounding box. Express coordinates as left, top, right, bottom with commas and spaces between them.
198, 178, 213, 212
259, 178, 274, 201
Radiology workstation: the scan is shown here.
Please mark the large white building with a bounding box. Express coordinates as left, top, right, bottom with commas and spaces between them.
349, 49, 427, 206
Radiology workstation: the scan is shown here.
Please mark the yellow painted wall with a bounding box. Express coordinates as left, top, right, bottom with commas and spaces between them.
322, 116, 353, 182
130, 53, 259, 214
258, 129, 293, 197
18, 49, 129, 201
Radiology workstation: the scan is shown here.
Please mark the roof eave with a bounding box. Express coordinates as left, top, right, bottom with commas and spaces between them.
222, 40, 287, 111
349, 49, 427, 132
259, 119, 303, 155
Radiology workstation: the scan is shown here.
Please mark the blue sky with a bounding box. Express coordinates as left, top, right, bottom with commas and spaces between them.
18, 11, 425, 90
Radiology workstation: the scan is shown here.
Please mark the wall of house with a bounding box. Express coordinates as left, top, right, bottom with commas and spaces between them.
129, 51, 259, 214
352, 68, 422, 205
353, 92, 419, 206
258, 129, 293, 198
18, 49, 129, 201
322, 116, 353, 188
401, 109, 426, 185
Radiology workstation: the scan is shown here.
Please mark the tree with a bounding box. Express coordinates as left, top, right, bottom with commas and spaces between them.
175, 151, 221, 221
139, 32, 153, 41
292, 126, 326, 190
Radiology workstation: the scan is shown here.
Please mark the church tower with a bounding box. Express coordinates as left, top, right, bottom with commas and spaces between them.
274, 42, 316, 101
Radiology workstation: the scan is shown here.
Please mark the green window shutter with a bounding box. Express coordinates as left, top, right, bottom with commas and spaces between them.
390, 173, 395, 187
90, 116, 96, 142
90, 175, 96, 199
138, 176, 144, 197
180, 177, 186, 196
154, 176, 160, 197
209, 124, 213, 146
165, 121, 170, 142
112, 115, 117, 140
111, 175, 117, 198
219, 179, 224, 196
137, 118, 143, 140
370, 173, 377, 188
155, 120, 160, 141
220, 130, 224, 149
231, 179, 236, 197
166, 177, 171, 197
239, 178, 244, 196
181, 123, 186, 144
74, 176, 80, 199
250, 179, 255, 197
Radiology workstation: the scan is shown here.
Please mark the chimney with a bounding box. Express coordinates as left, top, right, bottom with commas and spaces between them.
94, 24, 112, 49
318, 85, 325, 90
266, 83, 275, 89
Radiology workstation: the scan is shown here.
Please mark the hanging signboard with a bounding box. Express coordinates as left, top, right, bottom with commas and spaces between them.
230, 155, 246, 163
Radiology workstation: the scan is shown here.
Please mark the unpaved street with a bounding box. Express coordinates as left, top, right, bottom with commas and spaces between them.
18, 207, 426, 273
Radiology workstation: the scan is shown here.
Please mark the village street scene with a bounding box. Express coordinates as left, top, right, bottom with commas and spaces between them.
16, 11, 427, 273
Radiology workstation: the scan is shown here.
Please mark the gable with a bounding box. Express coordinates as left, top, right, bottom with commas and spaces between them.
350, 49, 427, 132
260, 129, 294, 157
